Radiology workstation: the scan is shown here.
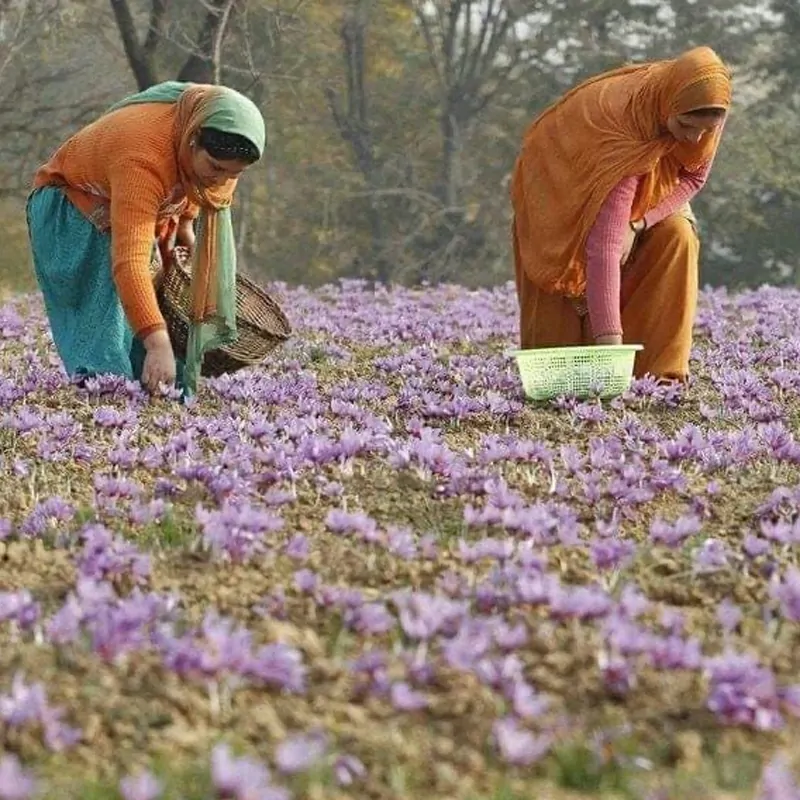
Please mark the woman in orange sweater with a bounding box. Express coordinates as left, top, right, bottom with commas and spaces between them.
511, 46, 732, 382
26, 81, 266, 396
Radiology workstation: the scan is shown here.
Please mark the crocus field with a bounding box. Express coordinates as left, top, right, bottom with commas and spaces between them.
3, 281, 800, 800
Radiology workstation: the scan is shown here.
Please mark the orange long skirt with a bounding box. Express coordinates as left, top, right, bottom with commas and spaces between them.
513, 211, 700, 380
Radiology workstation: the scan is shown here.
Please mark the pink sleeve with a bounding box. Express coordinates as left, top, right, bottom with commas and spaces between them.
585, 175, 639, 338
643, 118, 726, 229
642, 161, 711, 229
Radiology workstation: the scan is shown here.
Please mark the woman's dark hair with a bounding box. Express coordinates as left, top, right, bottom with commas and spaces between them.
683, 106, 727, 119
197, 127, 260, 164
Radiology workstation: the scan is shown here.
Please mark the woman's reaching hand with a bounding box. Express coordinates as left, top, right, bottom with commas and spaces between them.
142, 329, 177, 393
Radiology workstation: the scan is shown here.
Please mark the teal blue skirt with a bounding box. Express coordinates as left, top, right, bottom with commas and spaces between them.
26, 186, 185, 389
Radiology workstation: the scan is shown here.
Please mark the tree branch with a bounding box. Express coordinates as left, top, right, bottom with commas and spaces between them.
177, 0, 240, 84
212, 0, 237, 84
109, 0, 159, 89
144, 0, 169, 56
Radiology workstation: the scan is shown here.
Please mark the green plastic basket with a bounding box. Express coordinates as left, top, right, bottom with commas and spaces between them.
509, 344, 644, 401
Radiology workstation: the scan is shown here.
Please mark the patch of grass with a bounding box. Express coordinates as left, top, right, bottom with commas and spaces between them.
469, 785, 527, 800
707, 743, 764, 792
47, 760, 213, 800
550, 740, 635, 795
145, 511, 197, 549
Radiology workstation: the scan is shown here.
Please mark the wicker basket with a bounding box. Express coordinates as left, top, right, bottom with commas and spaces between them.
150, 245, 292, 378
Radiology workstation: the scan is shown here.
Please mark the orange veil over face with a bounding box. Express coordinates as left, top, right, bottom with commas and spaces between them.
510, 46, 732, 297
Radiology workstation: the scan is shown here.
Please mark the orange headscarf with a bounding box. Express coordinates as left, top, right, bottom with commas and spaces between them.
511, 46, 732, 297
172, 85, 238, 321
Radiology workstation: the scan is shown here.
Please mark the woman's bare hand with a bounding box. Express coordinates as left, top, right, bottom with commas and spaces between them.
141, 329, 177, 393
176, 218, 196, 253
621, 219, 645, 265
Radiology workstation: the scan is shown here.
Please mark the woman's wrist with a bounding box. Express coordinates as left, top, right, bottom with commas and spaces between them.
595, 333, 623, 346
143, 328, 171, 352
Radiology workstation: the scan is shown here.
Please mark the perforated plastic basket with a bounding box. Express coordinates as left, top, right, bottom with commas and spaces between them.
509, 344, 644, 401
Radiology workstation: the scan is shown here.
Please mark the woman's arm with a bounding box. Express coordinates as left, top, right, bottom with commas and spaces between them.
176, 217, 196, 250
641, 161, 711, 230
107, 158, 168, 340
642, 118, 728, 230
585, 175, 640, 340
176, 201, 199, 250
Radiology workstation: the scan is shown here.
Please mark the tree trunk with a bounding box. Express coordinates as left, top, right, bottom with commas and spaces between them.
109, 0, 239, 88
109, 0, 158, 89
176, 4, 225, 84
366, 178, 388, 284
325, 1, 389, 284
440, 109, 460, 208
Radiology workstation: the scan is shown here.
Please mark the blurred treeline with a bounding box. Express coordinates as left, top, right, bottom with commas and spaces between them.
0, 0, 796, 294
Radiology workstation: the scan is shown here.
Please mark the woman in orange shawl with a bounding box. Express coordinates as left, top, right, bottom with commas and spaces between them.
511, 46, 732, 382
27, 81, 265, 397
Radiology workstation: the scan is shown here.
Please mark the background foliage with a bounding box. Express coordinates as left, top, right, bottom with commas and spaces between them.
0, 0, 795, 294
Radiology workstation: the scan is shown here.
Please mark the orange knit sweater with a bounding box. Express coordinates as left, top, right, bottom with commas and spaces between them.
33, 102, 199, 339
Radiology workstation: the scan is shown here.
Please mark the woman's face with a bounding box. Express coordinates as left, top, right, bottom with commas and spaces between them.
666, 111, 725, 144
191, 146, 251, 188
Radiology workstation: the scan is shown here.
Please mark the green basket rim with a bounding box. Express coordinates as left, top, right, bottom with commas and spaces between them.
506, 344, 644, 357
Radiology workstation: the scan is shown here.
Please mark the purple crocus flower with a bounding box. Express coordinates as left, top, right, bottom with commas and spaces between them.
705, 650, 785, 731
332, 754, 367, 786
717, 599, 742, 635
492, 620, 528, 651
590, 538, 636, 571
274, 731, 328, 774
693, 538, 730, 572
492, 716, 552, 766
757, 754, 800, 800
0, 590, 40, 631
247, 643, 307, 694
0, 673, 47, 727
19, 496, 74, 538
394, 592, 468, 640
293, 568, 319, 594
386, 527, 418, 560
284, 534, 309, 561
0, 754, 37, 800
599, 650, 637, 697
210, 743, 289, 800
742, 533, 772, 558
549, 584, 612, 621
325, 509, 378, 537
390, 682, 429, 711
771, 568, 800, 622
510, 680, 550, 719
0, 673, 81, 752
649, 513, 702, 548
344, 602, 395, 635
618, 585, 650, 620
119, 770, 163, 800
196, 502, 284, 564
76, 524, 151, 586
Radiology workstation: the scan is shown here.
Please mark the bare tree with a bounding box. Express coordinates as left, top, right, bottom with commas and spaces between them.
0, 0, 112, 196
109, 0, 242, 89
412, 0, 527, 207
0, 0, 59, 80
324, 0, 389, 284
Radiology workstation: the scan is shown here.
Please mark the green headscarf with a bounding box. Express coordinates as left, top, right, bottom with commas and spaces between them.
107, 81, 266, 397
